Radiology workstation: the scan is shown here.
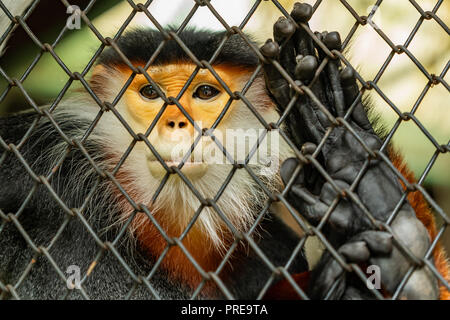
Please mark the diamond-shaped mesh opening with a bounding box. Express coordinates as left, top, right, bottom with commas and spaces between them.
0, 0, 448, 300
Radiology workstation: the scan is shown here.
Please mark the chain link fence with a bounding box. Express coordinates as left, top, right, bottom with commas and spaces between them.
0, 0, 449, 300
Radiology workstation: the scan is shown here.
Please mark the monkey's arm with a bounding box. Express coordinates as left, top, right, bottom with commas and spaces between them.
0, 113, 54, 293
261, 3, 449, 299
0, 113, 38, 213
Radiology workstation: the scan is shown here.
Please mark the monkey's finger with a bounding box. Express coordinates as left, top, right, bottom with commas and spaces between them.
280, 156, 324, 192
316, 180, 359, 234
311, 237, 381, 299
309, 254, 347, 299
295, 55, 318, 83
290, 2, 313, 24
340, 67, 373, 131
319, 180, 349, 206
260, 39, 291, 109
280, 158, 330, 225
290, 2, 315, 57
260, 38, 280, 59
323, 32, 342, 60
274, 16, 296, 44
260, 36, 308, 148
292, 55, 330, 143
350, 230, 393, 255
338, 241, 370, 263
282, 181, 328, 226
314, 31, 329, 61
323, 32, 346, 117
280, 157, 303, 186
294, 89, 328, 144
292, 186, 330, 225
316, 182, 373, 235
292, 30, 337, 136
313, 31, 336, 100
274, 17, 297, 78
291, 184, 319, 207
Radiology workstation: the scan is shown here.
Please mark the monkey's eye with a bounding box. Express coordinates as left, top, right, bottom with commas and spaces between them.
193, 85, 220, 100
139, 84, 159, 100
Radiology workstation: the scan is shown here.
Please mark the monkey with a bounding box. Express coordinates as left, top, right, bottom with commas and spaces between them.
0, 2, 448, 300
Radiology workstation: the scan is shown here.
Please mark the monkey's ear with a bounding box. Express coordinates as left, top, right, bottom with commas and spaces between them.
89, 64, 110, 84
91, 64, 107, 78
88, 63, 137, 99
88, 64, 115, 97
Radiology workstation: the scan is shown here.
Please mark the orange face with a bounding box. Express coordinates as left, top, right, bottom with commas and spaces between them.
94, 62, 254, 179
121, 63, 251, 135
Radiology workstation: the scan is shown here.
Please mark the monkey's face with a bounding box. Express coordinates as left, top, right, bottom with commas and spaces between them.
87, 62, 294, 247
122, 63, 252, 180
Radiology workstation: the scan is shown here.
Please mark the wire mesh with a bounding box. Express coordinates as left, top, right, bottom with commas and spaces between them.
0, 0, 448, 300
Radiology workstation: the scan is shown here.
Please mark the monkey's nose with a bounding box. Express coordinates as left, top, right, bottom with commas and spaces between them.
166, 119, 188, 129
159, 116, 194, 139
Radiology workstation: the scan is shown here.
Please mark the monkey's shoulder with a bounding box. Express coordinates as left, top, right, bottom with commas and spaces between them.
1, 110, 90, 143
0, 111, 38, 144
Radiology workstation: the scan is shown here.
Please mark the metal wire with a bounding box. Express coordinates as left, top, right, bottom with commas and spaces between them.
0, 0, 448, 300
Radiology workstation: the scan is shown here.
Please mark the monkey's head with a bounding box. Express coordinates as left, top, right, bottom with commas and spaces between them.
80, 28, 294, 251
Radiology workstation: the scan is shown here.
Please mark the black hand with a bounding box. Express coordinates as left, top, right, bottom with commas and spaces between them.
262, 2, 440, 299
308, 231, 392, 300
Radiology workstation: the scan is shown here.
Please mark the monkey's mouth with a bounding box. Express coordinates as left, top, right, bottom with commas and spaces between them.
146, 159, 208, 179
